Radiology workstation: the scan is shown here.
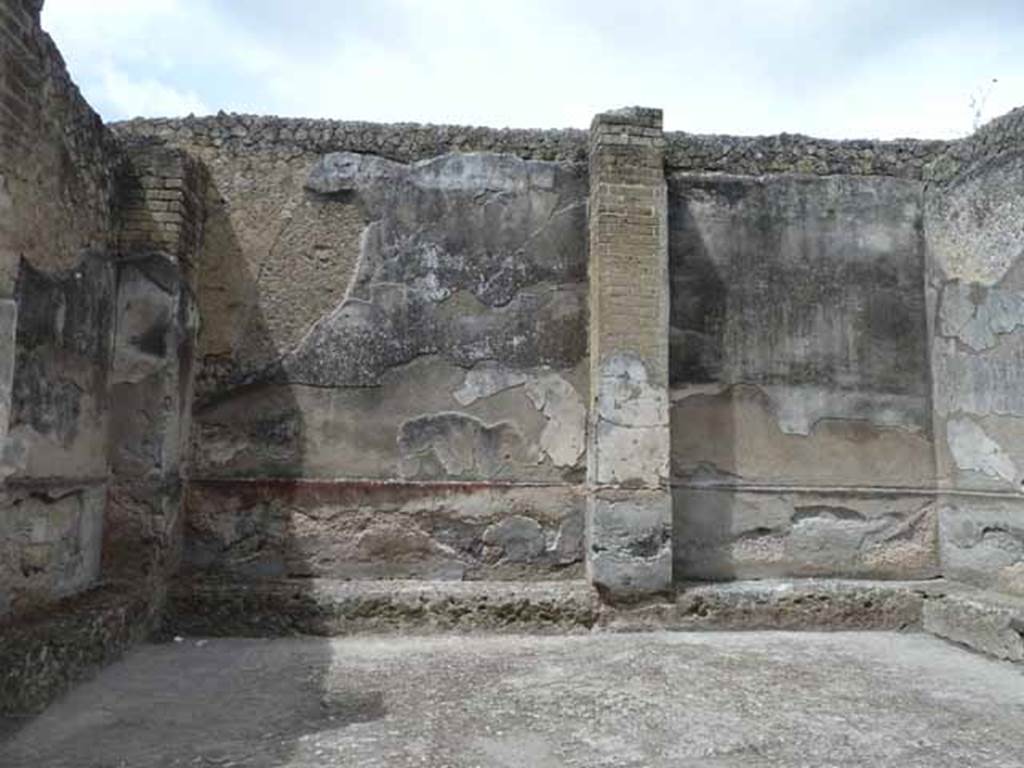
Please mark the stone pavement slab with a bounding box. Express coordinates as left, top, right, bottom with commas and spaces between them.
2, 631, 1023, 767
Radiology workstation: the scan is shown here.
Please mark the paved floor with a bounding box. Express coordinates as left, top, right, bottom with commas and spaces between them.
2, 631, 1023, 767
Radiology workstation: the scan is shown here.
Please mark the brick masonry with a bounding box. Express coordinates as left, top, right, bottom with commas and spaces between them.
586, 108, 672, 597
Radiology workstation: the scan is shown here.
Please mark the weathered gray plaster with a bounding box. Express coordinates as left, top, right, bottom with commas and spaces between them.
193, 356, 586, 482
931, 335, 1024, 417
946, 417, 1018, 484
587, 489, 672, 597
926, 150, 1024, 598
0, 485, 105, 617
668, 171, 931, 509
670, 384, 934, 487
592, 354, 669, 486
6, 255, 114, 481
452, 364, 585, 468
673, 488, 939, 581
524, 373, 586, 468
938, 280, 1024, 351
265, 151, 587, 390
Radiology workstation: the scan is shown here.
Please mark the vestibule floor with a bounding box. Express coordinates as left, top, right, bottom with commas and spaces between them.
2, 631, 1022, 767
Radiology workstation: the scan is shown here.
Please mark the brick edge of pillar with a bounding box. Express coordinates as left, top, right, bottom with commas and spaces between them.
586, 107, 672, 600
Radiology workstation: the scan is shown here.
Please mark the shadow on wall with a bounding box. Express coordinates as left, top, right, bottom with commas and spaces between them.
667, 172, 939, 583
159, 172, 348, 764
667, 193, 739, 580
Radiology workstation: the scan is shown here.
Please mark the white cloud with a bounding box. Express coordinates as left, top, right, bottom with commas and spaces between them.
97, 66, 208, 120
40, 0, 1024, 137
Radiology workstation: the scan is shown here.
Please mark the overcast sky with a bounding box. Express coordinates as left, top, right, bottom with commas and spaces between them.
42, 0, 1024, 139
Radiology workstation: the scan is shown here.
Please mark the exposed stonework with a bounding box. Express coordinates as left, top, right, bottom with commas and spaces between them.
673, 489, 939, 581
925, 127, 1024, 597
0, 0, 121, 625
183, 481, 584, 582
166, 578, 600, 637
938, 498, 1024, 597
109, 105, 1024, 184
0, 0, 120, 296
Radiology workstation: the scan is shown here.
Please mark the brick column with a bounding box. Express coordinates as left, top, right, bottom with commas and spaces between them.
586, 107, 672, 598
104, 146, 205, 609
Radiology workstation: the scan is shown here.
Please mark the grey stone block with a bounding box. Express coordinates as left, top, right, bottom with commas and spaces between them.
587, 489, 672, 597
924, 590, 1024, 662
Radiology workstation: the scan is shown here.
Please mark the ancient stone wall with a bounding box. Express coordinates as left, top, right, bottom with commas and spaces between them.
0, 1, 202, 624
668, 173, 938, 581
110, 105, 1024, 598
104, 145, 205, 611
0, 0, 120, 619
111, 124, 591, 583
5, 1, 1023, 612
925, 134, 1024, 598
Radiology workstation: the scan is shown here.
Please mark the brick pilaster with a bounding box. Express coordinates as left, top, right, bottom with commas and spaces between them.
586, 107, 672, 597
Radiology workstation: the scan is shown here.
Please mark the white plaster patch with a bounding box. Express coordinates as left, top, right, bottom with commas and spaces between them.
525, 373, 585, 468
594, 354, 669, 484
596, 354, 668, 428
939, 281, 1024, 352
453, 363, 528, 406
947, 417, 1017, 483
760, 385, 925, 435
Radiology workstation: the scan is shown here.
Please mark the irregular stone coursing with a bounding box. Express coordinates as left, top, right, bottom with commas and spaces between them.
0, 584, 149, 715
0, 0, 120, 295
938, 500, 1024, 597
113, 114, 589, 164
184, 481, 584, 581
166, 578, 599, 637
110, 105, 1024, 184
673, 489, 939, 581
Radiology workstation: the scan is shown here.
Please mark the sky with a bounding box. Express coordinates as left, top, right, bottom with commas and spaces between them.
41, 0, 1024, 139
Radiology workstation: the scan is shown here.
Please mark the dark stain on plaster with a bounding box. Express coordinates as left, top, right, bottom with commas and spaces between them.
397, 412, 528, 480
10, 255, 113, 445
668, 174, 928, 400
207, 153, 588, 397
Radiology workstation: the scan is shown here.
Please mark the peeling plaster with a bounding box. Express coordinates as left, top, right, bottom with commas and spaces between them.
939, 281, 1024, 351
397, 412, 534, 479
947, 417, 1017, 483
453, 363, 528, 406
932, 336, 1024, 417
452, 363, 585, 468
672, 382, 927, 436
594, 354, 669, 484
596, 354, 668, 428
525, 373, 586, 468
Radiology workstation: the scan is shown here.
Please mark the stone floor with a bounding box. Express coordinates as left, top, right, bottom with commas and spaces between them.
2, 631, 1023, 767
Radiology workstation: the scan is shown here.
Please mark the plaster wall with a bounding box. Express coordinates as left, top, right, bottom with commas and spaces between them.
925, 116, 1024, 597
668, 172, 938, 580
121, 134, 592, 581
